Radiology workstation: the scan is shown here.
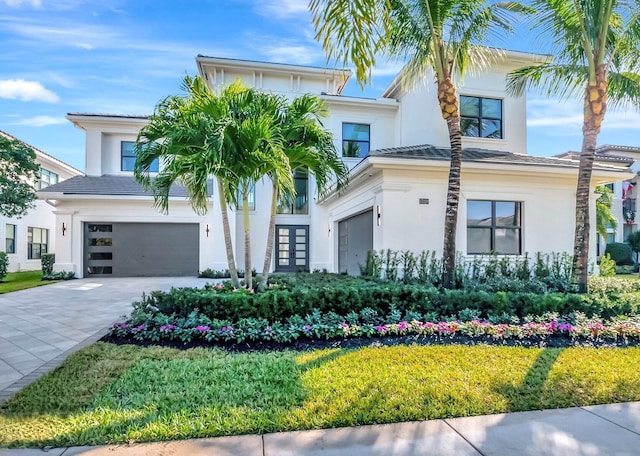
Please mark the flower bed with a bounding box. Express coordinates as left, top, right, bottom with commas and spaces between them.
108, 312, 640, 348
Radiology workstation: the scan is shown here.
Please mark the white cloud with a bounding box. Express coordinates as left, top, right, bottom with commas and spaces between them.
527, 97, 640, 130
10, 115, 66, 126
253, 0, 309, 19
0, 79, 59, 102
1, 0, 41, 7
261, 44, 321, 65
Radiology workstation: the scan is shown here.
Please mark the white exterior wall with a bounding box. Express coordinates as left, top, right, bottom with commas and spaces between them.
395, 67, 527, 154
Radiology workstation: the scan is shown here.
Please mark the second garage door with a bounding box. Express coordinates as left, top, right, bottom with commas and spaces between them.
85, 222, 199, 277
338, 209, 373, 276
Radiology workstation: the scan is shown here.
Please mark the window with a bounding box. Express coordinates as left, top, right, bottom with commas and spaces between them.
277, 170, 308, 214
36, 168, 58, 190
342, 123, 370, 158
6, 224, 16, 254
467, 201, 521, 254
237, 184, 256, 211
121, 141, 158, 172
460, 96, 503, 139
27, 227, 48, 260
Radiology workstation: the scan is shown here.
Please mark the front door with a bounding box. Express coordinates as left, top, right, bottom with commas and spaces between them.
275, 225, 309, 272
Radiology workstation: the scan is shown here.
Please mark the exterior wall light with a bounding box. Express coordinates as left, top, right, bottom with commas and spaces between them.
62, 222, 67, 236
205, 224, 210, 237
377, 205, 381, 226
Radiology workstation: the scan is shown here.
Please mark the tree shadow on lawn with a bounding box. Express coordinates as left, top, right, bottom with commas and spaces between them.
493, 348, 565, 412
14, 347, 349, 448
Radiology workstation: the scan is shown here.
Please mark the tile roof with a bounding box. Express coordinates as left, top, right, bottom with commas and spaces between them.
555, 150, 634, 165
369, 144, 628, 172
36, 175, 210, 198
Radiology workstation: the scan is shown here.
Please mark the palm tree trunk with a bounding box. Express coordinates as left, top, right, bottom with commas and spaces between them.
260, 183, 279, 290
439, 77, 462, 289
573, 66, 608, 293
217, 180, 239, 287
243, 190, 252, 289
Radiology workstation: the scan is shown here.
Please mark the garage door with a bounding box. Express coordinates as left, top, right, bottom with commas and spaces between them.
84, 223, 199, 277
338, 209, 373, 276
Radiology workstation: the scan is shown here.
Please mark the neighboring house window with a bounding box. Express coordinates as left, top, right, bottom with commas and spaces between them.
37, 168, 58, 190
237, 184, 256, 211
467, 200, 521, 254
342, 123, 370, 158
6, 224, 16, 254
605, 183, 614, 191
460, 96, 503, 139
27, 227, 48, 260
277, 170, 308, 214
121, 141, 158, 172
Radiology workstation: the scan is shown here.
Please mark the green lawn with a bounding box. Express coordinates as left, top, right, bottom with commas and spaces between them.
2, 342, 640, 448
0, 270, 58, 294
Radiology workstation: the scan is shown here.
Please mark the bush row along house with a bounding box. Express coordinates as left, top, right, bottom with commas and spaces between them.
30, 51, 632, 278
0, 131, 81, 272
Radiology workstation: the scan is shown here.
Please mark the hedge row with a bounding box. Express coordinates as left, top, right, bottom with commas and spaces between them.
133, 276, 640, 323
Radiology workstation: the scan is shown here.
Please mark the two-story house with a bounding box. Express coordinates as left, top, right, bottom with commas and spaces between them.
1, 131, 81, 272
38, 52, 631, 278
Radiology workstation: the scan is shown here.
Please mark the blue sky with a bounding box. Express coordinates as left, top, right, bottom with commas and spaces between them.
1, 0, 638, 172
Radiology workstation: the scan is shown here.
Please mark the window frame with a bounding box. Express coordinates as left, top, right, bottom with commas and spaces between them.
6, 224, 16, 254
342, 123, 371, 158
27, 227, 48, 260
121, 141, 158, 172
460, 95, 504, 139
277, 169, 309, 215
36, 168, 59, 190
467, 200, 522, 255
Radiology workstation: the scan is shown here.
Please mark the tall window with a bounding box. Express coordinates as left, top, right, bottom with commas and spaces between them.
467, 201, 521, 254
36, 168, 58, 190
237, 184, 256, 211
460, 96, 503, 139
121, 141, 158, 172
6, 224, 16, 254
27, 227, 48, 260
342, 123, 370, 158
277, 170, 308, 214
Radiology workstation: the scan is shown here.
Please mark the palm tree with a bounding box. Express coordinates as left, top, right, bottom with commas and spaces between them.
259, 94, 349, 289
310, 0, 523, 288
595, 185, 617, 240
134, 77, 256, 288
507, 0, 640, 292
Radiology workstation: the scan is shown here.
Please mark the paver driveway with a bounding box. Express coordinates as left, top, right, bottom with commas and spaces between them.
0, 277, 212, 396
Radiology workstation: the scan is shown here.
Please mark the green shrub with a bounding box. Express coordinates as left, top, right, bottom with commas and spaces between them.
614, 265, 636, 275
605, 242, 634, 266
599, 254, 616, 277
0, 251, 8, 281
41, 253, 55, 276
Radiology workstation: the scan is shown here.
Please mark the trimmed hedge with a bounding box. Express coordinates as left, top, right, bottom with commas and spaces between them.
132, 274, 640, 324
605, 242, 634, 266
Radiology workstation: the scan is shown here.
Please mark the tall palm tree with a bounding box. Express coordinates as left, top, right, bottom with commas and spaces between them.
134, 77, 257, 288
310, 0, 524, 288
595, 185, 617, 240
507, 0, 640, 292
259, 94, 349, 289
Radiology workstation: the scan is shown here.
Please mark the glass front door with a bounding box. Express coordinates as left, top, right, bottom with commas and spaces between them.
275, 225, 309, 272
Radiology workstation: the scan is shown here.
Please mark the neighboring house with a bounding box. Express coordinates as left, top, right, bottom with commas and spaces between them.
556, 146, 640, 256
0, 131, 82, 272
38, 52, 631, 278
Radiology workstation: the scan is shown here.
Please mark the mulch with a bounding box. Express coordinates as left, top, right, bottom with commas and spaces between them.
99, 333, 640, 353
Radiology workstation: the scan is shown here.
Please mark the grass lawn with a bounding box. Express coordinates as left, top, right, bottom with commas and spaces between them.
616, 274, 639, 280
0, 271, 58, 294
2, 342, 640, 448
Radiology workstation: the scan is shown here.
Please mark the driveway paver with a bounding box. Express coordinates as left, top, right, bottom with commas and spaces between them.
0, 277, 212, 399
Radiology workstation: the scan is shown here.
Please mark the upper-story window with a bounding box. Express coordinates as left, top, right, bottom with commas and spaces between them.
36, 168, 58, 190
460, 96, 503, 139
342, 123, 370, 158
277, 169, 308, 214
467, 200, 521, 255
121, 141, 158, 172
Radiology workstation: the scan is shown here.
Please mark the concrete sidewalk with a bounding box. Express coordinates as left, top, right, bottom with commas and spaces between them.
2, 402, 640, 455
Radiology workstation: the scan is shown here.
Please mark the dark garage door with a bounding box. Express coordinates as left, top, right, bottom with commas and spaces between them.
338, 209, 373, 276
85, 222, 199, 277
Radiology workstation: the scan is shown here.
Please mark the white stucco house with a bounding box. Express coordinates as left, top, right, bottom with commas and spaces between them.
38, 51, 631, 278
0, 131, 81, 272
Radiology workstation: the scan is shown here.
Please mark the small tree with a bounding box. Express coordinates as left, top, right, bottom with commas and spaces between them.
0, 134, 40, 218
0, 252, 8, 282
626, 231, 640, 272
595, 185, 617, 239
